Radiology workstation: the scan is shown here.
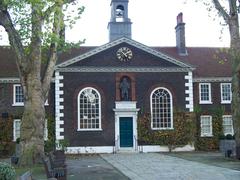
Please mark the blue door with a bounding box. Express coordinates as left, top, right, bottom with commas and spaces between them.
120, 117, 133, 147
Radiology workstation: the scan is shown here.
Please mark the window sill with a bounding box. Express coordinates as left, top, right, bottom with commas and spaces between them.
12, 103, 24, 106
221, 101, 231, 104
151, 128, 174, 130
77, 129, 103, 132
199, 102, 212, 105
200, 134, 213, 137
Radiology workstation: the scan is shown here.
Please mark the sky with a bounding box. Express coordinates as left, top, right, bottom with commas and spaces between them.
0, 0, 231, 47
65, 0, 230, 47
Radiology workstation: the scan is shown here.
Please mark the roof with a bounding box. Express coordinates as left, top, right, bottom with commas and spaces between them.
0, 43, 232, 79
156, 47, 231, 78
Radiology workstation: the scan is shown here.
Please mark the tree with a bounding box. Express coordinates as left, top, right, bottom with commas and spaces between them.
0, 0, 84, 166
198, 0, 240, 158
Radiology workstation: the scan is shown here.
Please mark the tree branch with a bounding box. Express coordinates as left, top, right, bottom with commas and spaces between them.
42, 0, 76, 20
212, 0, 231, 22
0, 6, 29, 76
42, 3, 64, 100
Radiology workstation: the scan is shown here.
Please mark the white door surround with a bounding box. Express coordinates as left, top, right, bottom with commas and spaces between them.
113, 101, 140, 152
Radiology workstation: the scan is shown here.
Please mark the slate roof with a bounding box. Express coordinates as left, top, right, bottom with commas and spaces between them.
0, 45, 232, 79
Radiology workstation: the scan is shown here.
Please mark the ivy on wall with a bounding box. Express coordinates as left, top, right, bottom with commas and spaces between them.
44, 114, 55, 153
138, 111, 196, 151
195, 106, 224, 151
0, 116, 14, 157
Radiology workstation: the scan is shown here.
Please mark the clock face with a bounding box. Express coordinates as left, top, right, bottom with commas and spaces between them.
116, 47, 133, 62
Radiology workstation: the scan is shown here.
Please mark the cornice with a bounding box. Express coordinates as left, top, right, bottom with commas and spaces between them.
56, 67, 193, 73
193, 77, 231, 82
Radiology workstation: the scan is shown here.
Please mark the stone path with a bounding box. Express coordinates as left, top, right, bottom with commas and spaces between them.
101, 153, 240, 180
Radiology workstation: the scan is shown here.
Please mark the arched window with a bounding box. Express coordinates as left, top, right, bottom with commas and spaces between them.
116, 5, 124, 17
150, 87, 173, 130
77, 87, 101, 131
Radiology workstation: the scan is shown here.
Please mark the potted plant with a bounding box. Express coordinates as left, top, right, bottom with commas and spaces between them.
219, 134, 236, 157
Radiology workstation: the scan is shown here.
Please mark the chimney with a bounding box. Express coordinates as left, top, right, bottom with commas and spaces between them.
175, 12, 187, 56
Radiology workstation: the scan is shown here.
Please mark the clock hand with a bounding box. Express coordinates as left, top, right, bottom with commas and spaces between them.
121, 52, 128, 58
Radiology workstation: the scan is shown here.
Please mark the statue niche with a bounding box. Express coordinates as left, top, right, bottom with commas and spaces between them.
119, 76, 131, 101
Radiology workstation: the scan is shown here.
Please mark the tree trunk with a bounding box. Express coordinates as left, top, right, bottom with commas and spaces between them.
18, 73, 45, 166
229, 16, 240, 158
231, 53, 240, 158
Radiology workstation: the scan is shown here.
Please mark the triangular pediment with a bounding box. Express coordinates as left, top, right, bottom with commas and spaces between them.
56, 37, 193, 71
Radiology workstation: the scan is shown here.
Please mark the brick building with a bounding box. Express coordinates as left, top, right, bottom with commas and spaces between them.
0, 0, 233, 153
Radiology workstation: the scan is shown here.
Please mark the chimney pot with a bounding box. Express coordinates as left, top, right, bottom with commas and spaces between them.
177, 12, 183, 24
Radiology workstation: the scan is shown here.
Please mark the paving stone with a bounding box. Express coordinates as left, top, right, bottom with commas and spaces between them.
101, 153, 240, 180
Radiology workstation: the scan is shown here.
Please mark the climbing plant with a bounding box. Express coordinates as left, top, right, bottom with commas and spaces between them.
138, 111, 196, 152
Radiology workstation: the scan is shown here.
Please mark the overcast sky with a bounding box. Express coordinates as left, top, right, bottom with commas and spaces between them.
65, 0, 230, 47
0, 0, 230, 47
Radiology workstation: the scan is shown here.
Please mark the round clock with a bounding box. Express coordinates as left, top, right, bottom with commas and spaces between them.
116, 47, 133, 62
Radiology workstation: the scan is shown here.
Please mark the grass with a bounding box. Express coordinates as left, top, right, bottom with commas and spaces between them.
15, 164, 47, 179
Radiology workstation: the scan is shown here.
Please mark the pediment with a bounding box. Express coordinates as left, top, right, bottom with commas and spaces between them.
56, 37, 193, 71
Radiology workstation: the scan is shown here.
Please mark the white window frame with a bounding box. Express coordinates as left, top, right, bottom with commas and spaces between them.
13, 119, 48, 141
200, 115, 213, 137
77, 87, 102, 131
13, 119, 21, 141
199, 83, 212, 104
222, 115, 234, 136
12, 84, 49, 106
150, 87, 173, 130
220, 83, 232, 104
13, 84, 24, 106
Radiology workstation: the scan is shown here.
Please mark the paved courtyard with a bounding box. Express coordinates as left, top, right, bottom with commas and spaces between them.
101, 153, 240, 180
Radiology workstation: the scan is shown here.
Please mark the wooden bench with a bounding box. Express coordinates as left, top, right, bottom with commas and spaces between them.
42, 156, 67, 180
19, 171, 32, 180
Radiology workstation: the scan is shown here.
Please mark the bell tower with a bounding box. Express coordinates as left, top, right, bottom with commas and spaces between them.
108, 0, 132, 41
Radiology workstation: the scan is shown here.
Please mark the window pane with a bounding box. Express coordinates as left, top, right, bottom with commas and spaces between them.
223, 116, 233, 135
200, 84, 210, 102
151, 88, 172, 129
201, 116, 212, 136
15, 85, 24, 103
221, 84, 231, 102
78, 88, 101, 130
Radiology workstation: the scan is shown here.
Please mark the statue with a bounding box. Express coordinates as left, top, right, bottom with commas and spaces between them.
120, 77, 130, 101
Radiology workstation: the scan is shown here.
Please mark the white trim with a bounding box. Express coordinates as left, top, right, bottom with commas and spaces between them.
55, 71, 64, 140
57, 67, 192, 73
150, 87, 173, 130
12, 84, 24, 106
77, 87, 102, 131
56, 37, 193, 69
199, 83, 212, 104
13, 119, 21, 141
0, 78, 20, 83
185, 72, 194, 112
65, 146, 114, 154
220, 83, 232, 104
200, 115, 213, 137
64, 144, 195, 154
193, 77, 231, 83
139, 144, 195, 153
113, 101, 139, 152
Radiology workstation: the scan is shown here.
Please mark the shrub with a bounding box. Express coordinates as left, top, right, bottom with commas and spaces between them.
0, 117, 14, 157
0, 162, 16, 180
225, 134, 235, 140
